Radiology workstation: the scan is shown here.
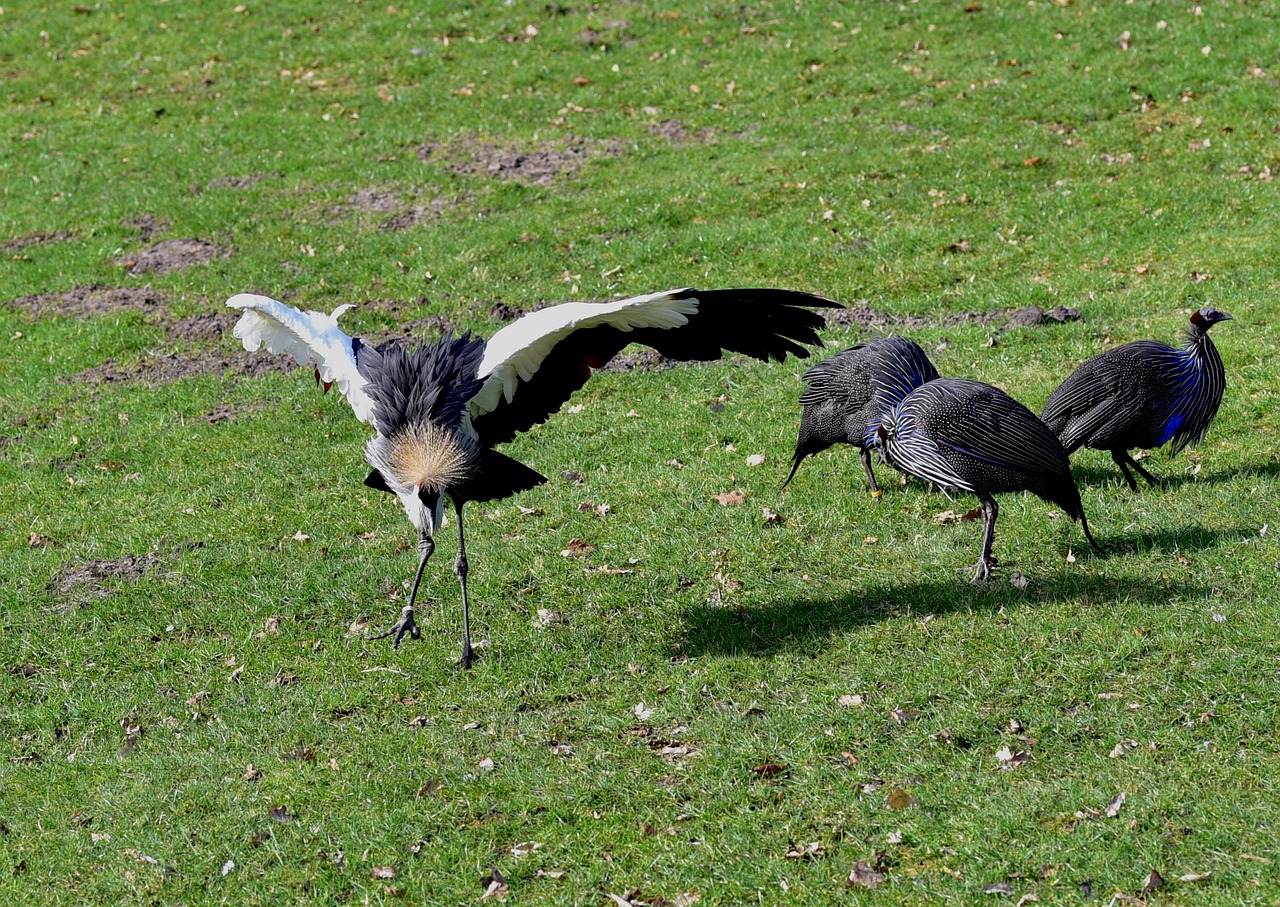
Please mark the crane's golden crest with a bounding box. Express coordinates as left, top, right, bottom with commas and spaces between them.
387, 422, 474, 490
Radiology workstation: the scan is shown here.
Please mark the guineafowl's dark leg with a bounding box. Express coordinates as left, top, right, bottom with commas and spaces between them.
453, 503, 476, 670
1110, 450, 1139, 491
1122, 451, 1160, 487
860, 448, 882, 496
969, 495, 999, 584
1078, 510, 1103, 555
370, 532, 432, 648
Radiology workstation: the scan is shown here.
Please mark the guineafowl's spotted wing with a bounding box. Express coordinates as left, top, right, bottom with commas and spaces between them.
909, 378, 1071, 486
469, 288, 839, 446
1041, 340, 1182, 453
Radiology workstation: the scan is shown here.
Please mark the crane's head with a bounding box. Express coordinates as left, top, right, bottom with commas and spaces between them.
364, 422, 477, 537
1191, 306, 1232, 330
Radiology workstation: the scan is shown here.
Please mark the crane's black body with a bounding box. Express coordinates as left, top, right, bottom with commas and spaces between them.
785, 337, 940, 494
878, 378, 1100, 582
1041, 307, 1231, 491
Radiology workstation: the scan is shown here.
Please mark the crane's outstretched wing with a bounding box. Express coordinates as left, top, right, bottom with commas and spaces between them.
469, 287, 840, 445
227, 294, 377, 425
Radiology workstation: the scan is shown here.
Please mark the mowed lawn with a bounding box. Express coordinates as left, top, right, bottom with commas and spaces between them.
2, 1, 1279, 904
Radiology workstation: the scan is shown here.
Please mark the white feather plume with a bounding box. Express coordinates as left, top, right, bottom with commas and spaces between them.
469, 289, 698, 419
226, 293, 377, 426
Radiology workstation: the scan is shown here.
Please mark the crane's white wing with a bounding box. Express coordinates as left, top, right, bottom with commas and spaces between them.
226, 293, 377, 425
470, 289, 699, 419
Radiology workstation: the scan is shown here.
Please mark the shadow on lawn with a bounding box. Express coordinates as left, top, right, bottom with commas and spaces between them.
679, 569, 1218, 659
1071, 456, 1280, 491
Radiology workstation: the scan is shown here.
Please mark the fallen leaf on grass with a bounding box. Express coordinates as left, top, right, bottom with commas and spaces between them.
478, 757, 495, 772
847, 861, 885, 889
632, 702, 654, 721
1105, 791, 1127, 817
1141, 869, 1164, 895
935, 508, 981, 524
560, 538, 594, 557
533, 609, 561, 629
752, 762, 788, 779
785, 841, 824, 860
712, 490, 745, 506
511, 841, 542, 857
28, 532, 49, 547
1178, 871, 1212, 882
1109, 739, 1139, 758
536, 869, 566, 879
983, 881, 1014, 895
746, 453, 766, 466
891, 707, 918, 725
481, 868, 509, 899
371, 866, 395, 879
268, 805, 294, 823
292, 531, 311, 542
243, 764, 261, 781
886, 787, 917, 810
761, 506, 783, 525
838, 694, 864, 707
995, 747, 1030, 770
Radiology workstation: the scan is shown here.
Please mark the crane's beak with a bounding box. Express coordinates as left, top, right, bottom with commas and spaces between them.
416, 484, 447, 537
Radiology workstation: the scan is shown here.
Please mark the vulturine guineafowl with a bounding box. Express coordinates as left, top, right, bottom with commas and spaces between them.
228, 287, 839, 667
1041, 306, 1231, 491
877, 378, 1101, 583
784, 336, 940, 495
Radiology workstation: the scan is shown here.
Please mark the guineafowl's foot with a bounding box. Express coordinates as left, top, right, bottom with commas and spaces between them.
369, 605, 421, 649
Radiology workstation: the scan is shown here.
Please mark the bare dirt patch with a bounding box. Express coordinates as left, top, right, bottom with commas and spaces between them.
205, 173, 283, 190
7, 284, 166, 319
115, 239, 231, 275
51, 553, 162, 600
488, 301, 527, 323
826, 304, 1081, 331
418, 134, 626, 186
62, 351, 297, 386
321, 185, 468, 231
1, 230, 76, 251
651, 119, 714, 143
600, 349, 681, 374
168, 312, 237, 343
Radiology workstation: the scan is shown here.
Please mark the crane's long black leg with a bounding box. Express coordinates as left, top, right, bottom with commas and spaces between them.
370, 532, 432, 648
1123, 451, 1161, 487
454, 503, 476, 670
969, 495, 999, 584
860, 448, 882, 497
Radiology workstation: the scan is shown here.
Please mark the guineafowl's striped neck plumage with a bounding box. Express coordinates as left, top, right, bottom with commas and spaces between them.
1160, 316, 1227, 455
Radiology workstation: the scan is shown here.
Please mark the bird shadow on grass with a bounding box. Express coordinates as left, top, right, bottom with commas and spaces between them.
1071, 457, 1280, 492
677, 571, 1214, 659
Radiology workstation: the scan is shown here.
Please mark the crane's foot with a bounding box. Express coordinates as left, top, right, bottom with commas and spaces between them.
457, 643, 477, 670
967, 556, 996, 584
369, 605, 421, 650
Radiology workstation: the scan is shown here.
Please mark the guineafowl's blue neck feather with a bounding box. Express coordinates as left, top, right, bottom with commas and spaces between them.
1159, 322, 1225, 454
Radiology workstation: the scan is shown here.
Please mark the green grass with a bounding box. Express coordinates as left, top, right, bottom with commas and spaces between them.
3, 1, 1280, 904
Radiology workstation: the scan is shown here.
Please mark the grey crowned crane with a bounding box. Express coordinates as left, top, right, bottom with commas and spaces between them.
227, 287, 838, 667
876, 378, 1101, 583
784, 337, 940, 495
1040, 306, 1232, 491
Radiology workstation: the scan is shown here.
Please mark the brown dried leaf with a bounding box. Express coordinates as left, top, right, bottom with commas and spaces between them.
712, 490, 745, 506
752, 762, 788, 779
761, 506, 783, 525
886, 786, 917, 810
1141, 869, 1164, 895
28, 532, 50, 547
371, 866, 395, 879
268, 805, 294, 823
891, 707, 918, 725
560, 538, 594, 557
243, 764, 261, 781
847, 861, 885, 889
785, 841, 824, 860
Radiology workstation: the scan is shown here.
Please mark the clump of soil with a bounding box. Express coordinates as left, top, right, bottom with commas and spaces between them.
418, 134, 626, 186
115, 239, 231, 275
1, 230, 75, 251
168, 312, 237, 343
62, 351, 296, 385
371, 314, 456, 347
205, 173, 283, 190
51, 553, 161, 598
204, 400, 276, 424
7, 284, 165, 319
600, 349, 682, 374
123, 214, 171, 241
826, 304, 1080, 331
488, 301, 526, 322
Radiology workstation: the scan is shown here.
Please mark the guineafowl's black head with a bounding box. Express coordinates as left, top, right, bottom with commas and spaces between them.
783, 406, 846, 488
1191, 306, 1233, 330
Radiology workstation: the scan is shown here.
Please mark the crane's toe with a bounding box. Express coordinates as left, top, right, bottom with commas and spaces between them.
457, 644, 478, 670
369, 605, 421, 649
